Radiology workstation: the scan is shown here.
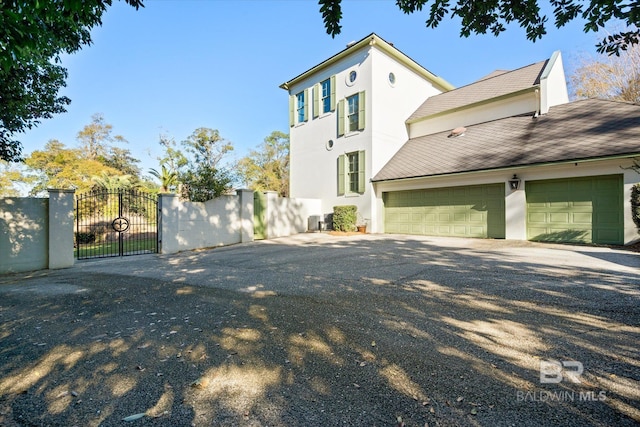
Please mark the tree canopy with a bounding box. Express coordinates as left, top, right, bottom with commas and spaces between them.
237, 131, 290, 197
25, 139, 123, 195
0, 0, 144, 162
319, 0, 640, 55
4, 115, 145, 195
153, 128, 235, 201
570, 44, 640, 103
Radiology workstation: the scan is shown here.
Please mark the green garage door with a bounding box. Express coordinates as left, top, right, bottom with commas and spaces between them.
526, 175, 623, 244
384, 184, 505, 238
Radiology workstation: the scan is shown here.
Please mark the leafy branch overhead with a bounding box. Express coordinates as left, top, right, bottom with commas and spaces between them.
318, 0, 640, 55
0, 0, 144, 162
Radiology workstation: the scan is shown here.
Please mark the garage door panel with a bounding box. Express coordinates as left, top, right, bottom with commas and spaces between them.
594, 229, 619, 242
596, 194, 618, 205
438, 225, 451, 234
454, 213, 467, 222
572, 213, 592, 224
453, 225, 467, 235
391, 212, 410, 222
549, 201, 570, 208
595, 211, 623, 226
469, 226, 485, 235
595, 176, 619, 189
384, 184, 505, 238
410, 223, 425, 234
469, 212, 484, 222
425, 225, 437, 234
528, 212, 547, 223
526, 175, 622, 245
550, 212, 570, 223
528, 202, 547, 208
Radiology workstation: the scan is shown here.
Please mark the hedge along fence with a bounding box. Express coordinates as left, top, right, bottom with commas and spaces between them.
333, 205, 357, 231
632, 183, 640, 234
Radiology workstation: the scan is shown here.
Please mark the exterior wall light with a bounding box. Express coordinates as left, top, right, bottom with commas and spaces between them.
508, 174, 521, 190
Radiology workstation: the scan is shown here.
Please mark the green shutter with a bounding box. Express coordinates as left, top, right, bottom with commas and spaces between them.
313, 84, 320, 119
337, 99, 345, 136
303, 88, 309, 122
289, 95, 294, 127
330, 75, 336, 111
358, 91, 365, 130
358, 150, 365, 193
337, 154, 345, 196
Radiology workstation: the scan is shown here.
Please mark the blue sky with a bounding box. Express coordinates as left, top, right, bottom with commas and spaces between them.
18, 0, 602, 176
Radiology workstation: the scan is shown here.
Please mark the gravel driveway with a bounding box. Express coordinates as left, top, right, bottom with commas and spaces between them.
0, 233, 638, 426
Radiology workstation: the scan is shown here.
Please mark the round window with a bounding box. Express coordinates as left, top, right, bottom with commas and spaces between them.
388, 72, 396, 86
326, 139, 334, 150
349, 70, 357, 83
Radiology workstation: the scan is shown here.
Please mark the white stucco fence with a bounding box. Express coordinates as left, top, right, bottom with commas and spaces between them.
261, 191, 322, 239
0, 189, 75, 274
158, 190, 253, 254
1, 189, 322, 273
158, 190, 321, 254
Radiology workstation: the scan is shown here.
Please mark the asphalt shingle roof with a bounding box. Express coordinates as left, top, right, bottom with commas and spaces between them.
407, 60, 547, 122
373, 99, 640, 182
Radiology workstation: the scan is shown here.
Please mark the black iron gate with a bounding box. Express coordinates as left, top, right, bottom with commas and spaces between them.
75, 188, 159, 259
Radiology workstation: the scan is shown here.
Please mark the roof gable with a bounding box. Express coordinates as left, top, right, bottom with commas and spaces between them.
374, 99, 640, 182
407, 60, 548, 123
279, 33, 454, 92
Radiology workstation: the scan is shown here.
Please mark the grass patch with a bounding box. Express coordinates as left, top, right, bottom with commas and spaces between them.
76, 238, 158, 259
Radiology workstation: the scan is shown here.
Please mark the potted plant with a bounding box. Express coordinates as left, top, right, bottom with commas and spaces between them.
356, 212, 367, 233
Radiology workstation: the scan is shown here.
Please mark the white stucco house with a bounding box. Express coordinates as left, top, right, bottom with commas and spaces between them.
280, 33, 640, 245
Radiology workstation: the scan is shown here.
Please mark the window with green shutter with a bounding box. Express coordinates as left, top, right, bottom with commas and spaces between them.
337, 99, 345, 136
348, 151, 359, 192
357, 150, 365, 193
337, 154, 345, 196
321, 78, 333, 114
347, 94, 359, 132
289, 95, 294, 127
337, 150, 365, 195
357, 91, 365, 130
295, 89, 308, 124
313, 84, 320, 119
339, 91, 365, 135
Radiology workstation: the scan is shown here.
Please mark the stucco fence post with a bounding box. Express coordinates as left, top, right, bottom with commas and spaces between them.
158, 193, 180, 254
237, 189, 254, 243
47, 189, 75, 269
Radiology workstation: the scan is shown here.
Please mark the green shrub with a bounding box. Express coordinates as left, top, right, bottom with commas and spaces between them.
75, 232, 96, 244
333, 205, 357, 231
632, 183, 640, 234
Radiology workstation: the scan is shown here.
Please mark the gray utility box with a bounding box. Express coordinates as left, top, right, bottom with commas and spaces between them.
308, 215, 324, 232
